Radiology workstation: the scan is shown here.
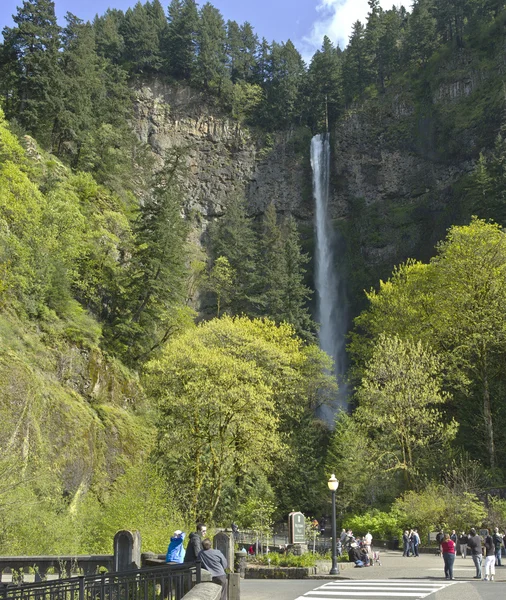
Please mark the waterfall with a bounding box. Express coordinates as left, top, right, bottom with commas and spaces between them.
311, 133, 348, 417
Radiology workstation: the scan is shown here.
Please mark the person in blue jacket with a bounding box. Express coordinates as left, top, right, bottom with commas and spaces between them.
166, 530, 186, 563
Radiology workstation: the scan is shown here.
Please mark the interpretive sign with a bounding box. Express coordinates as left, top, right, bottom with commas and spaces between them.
288, 511, 306, 544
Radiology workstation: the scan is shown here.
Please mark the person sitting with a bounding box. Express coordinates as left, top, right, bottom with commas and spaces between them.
166, 530, 185, 563
348, 543, 364, 567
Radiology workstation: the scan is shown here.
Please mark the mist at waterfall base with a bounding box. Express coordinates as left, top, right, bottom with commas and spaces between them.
310, 134, 349, 424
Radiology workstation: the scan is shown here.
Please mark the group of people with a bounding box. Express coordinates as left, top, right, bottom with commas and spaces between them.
438, 527, 506, 581
402, 529, 421, 557
341, 529, 377, 567
165, 523, 228, 600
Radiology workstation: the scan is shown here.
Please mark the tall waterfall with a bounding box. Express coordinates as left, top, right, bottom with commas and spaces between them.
311, 134, 348, 416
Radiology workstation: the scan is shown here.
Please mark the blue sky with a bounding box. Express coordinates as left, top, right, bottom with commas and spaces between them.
0, 0, 402, 60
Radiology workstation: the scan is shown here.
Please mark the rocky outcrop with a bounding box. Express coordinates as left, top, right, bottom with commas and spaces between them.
133, 82, 310, 229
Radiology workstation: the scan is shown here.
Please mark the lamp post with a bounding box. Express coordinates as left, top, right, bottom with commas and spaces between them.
328, 474, 339, 575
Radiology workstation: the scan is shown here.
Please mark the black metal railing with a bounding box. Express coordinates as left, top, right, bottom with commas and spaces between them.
0, 564, 200, 600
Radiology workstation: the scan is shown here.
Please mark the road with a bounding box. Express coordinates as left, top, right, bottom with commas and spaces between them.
241, 578, 505, 600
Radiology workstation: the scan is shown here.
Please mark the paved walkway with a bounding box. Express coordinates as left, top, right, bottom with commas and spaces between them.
314, 550, 506, 582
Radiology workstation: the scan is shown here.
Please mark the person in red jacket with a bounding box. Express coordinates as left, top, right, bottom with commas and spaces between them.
441, 533, 456, 580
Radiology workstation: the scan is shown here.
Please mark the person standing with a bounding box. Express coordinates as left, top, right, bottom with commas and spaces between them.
364, 530, 373, 561
492, 527, 503, 566
166, 530, 186, 563
402, 530, 410, 557
458, 532, 468, 559
184, 523, 207, 562
441, 533, 456, 580
412, 529, 420, 557
198, 538, 228, 600
484, 530, 496, 581
467, 528, 483, 579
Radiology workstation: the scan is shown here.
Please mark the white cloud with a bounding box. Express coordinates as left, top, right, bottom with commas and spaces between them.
300, 0, 401, 63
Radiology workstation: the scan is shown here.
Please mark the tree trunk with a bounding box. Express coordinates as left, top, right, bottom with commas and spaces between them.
482, 364, 495, 469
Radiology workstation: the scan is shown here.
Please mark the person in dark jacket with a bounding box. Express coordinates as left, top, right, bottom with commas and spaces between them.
184, 523, 207, 562
492, 527, 503, 566
198, 538, 228, 600
458, 532, 468, 559
467, 528, 483, 579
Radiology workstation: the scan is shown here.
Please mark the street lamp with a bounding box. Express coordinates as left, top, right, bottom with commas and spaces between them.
328, 474, 339, 575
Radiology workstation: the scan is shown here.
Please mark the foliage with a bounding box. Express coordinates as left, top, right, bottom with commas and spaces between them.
355, 334, 457, 487
343, 510, 399, 541
350, 219, 506, 478
392, 484, 487, 540
254, 552, 317, 567
145, 316, 335, 522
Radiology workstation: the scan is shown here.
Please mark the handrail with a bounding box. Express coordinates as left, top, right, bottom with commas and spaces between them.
0, 563, 201, 600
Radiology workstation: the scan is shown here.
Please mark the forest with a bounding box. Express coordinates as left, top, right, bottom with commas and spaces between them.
1, 0, 506, 553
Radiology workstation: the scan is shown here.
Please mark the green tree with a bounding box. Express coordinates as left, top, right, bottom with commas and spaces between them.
278, 215, 314, 338
351, 219, 506, 473
355, 334, 457, 486
207, 255, 234, 317
195, 3, 228, 92
305, 36, 343, 131
209, 195, 259, 316
165, 0, 198, 80
120, 1, 163, 74
93, 9, 125, 63
146, 315, 334, 522
107, 149, 189, 364
342, 21, 368, 104
2, 0, 62, 148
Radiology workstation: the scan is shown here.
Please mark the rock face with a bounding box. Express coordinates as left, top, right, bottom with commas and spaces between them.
133, 81, 311, 230
132, 67, 496, 308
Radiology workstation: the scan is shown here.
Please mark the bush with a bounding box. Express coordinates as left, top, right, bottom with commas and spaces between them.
254, 552, 316, 567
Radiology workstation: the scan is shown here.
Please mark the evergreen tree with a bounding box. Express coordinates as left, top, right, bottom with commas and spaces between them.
120, 1, 162, 74
404, 0, 439, 65
342, 21, 368, 105
2, 0, 62, 148
260, 40, 305, 128
56, 14, 101, 166
195, 2, 228, 91
239, 22, 258, 82
280, 215, 314, 338
209, 195, 259, 316
258, 202, 287, 319
106, 148, 189, 364
165, 0, 198, 80
305, 36, 343, 131
225, 19, 242, 82
93, 10, 125, 63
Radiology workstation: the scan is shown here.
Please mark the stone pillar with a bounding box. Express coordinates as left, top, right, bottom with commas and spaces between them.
213, 532, 235, 572
228, 572, 240, 600
234, 552, 247, 578
113, 530, 142, 571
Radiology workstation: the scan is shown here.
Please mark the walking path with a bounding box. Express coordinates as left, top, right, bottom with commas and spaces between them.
314, 550, 506, 582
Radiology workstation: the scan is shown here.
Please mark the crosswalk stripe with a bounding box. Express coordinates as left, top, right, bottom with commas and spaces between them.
293, 579, 460, 600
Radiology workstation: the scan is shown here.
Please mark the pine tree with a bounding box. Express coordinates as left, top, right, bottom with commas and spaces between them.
280, 215, 314, 338
57, 13, 101, 165
195, 2, 228, 91
107, 148, 189, 364
260, 40, 305, 128
2, 0, 62, 148
120, 1, 162, 74
258, 202, 287, 318
305, 36, 343, 131
342, 21, 368, 105
165, 0, 198, 80
209, 195, 259, 316
93, 10, 125, 63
